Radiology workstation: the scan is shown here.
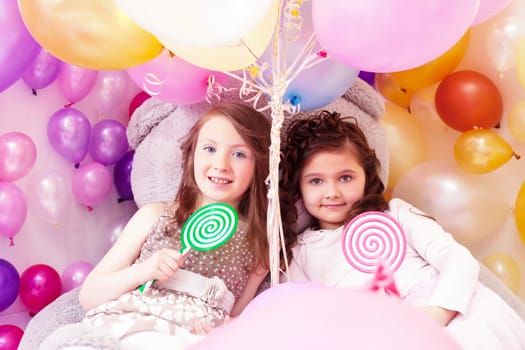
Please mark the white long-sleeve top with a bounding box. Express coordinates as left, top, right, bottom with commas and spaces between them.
287, 198, 480, 315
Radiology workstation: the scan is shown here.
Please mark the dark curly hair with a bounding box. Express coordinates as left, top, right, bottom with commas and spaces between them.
280, 110, 388, 260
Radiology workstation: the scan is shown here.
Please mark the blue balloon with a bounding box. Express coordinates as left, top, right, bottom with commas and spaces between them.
0, 258, 20, 312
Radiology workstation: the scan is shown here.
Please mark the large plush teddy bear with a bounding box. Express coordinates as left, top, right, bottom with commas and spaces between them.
18, 79, 525, 349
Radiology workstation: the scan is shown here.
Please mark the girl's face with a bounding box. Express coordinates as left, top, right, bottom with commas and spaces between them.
193, 114, 255, 209
299, 147, 366, 230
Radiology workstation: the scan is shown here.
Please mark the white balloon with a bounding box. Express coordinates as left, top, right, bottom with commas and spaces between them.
30, 169, 72, 225
115, 0, 274, 47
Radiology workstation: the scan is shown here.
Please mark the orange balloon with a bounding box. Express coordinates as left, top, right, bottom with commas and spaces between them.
391, 30, 470, 92
435, 70, 503, 132
515, 181, 525, 246
380, 103, 427, 188
454, 128, 517, 173
18, 0, 163, 70
375, 73, 414, 108
482, 253, 520, 294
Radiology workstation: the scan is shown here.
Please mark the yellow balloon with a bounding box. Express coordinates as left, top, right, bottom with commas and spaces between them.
454, 128, 517, 173
482, 253, 521, 294
518, 39, 525, 91
18, 0, 163, 70
515, 181, 525, 246
390, 30, 470, 92
164, 0, 278, 71
375, 73, 414, 108
508, 100, 525, 142
380, 103, 428, 188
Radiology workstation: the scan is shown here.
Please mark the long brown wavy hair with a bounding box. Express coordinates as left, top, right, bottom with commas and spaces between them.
168, 102, 271, 270
280, 110, 388, 259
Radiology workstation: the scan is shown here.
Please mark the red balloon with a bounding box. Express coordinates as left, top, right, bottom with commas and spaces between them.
435, 70, 503, 132
19, 264, 62, 314
128, 91, 151, 119
0, 325, 23, 350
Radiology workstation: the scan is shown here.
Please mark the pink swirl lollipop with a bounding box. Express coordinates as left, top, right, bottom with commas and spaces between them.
342, 211, 406, 273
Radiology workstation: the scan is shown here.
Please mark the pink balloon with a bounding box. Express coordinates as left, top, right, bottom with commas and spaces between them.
19, 264, 62, 314
473, 0, 511, 25
0, 0, 40, 93
194, 283, 461, 349
88, 119, 129, 166
47, 107, 91, 165
61, 261, 94, 293
312, 0, 479, 72
71, 162, 113, 207
127, 51, 229, 104
0, 324, 24, 350
22, 48, 62, 91
56, 63, 98, 105
0, 132, 37, 181
0, 182, 27, 245
91, 70, 130, 113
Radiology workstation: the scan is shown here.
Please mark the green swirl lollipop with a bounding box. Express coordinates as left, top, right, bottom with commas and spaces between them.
138, 202, 238, 293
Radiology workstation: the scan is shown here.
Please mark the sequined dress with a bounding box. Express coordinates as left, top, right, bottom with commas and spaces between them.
83, 203, 255, 339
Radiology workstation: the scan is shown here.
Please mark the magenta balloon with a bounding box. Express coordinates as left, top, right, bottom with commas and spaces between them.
0, 132, 37, 181
0, 259, 20, 312
22, 48, 62, 90
0, 182, 27, 243
0, 0, 40, 93
72, 162, 113, 207
56, 63, 98, 104
0, 324, 24, 350
19, 264, 61, 314
312, 0, 479, 72
128, 91, 151, 118
89, 119, 129, 166
127, 51, 229, 104
47, 107, 91, 164
113, 150, 134, 201
61, 261, 94, 293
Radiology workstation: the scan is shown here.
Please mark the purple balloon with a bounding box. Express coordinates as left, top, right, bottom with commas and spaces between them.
0, 182, 27, 244
358, 70, 376, 87
0, 0, 40, 93
113, 150, 134, 201
47, 107, 91, 164
0, 324, 24, 350
72, 162, 113, 207
61, 261, 93, 293
22, 48, 62, 91
0, 259, 20, 312
89, 119, 129, 166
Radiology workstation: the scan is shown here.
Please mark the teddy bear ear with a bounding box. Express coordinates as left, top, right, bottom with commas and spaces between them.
126, 97, 178, 149
342, 78, 385, 119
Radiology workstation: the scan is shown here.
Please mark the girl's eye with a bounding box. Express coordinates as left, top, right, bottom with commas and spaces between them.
203, 146, 216, 153
340, 175, 352, 183
310, 178, 322, 185
232, 151, 247, 159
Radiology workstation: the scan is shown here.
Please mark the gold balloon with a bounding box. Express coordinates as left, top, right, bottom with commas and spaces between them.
454, 128, 517, 173
508, 100, 525, 142
517, 39, 525, 91
18, 0, 163, 70
482, 253, 521, 294
164, 0, 278, 72
390, 30, 470, 92
375, 73, 414, 108
516, 181, 525, 246
380, 103, 428, 188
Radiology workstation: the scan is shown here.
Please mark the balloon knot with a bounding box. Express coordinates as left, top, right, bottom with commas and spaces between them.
513, 152, 521, 160
64, 102, 74, 108
86, 206, 93, 212
316, 50, 327, 58
9, 237, 15, 246
117, 198, 125, 203
74, 163, 80, 169
32, 89, 37, 96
